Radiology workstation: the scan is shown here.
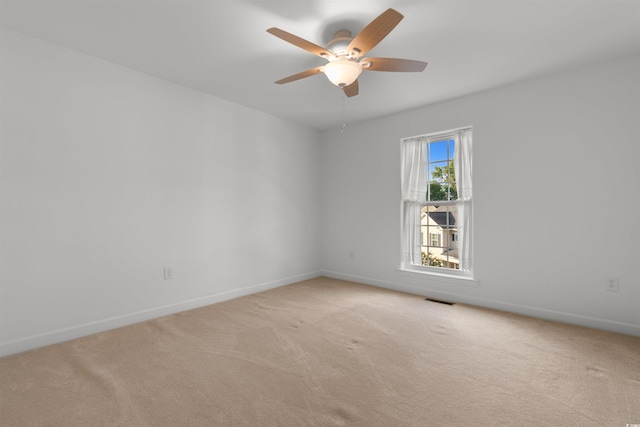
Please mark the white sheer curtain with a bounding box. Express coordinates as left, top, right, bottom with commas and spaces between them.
453, 128, 473, 271
401, 138, 427, 266
401, 138, 428, 201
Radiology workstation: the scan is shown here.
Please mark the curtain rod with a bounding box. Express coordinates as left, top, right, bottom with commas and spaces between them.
402, 126, 472, 142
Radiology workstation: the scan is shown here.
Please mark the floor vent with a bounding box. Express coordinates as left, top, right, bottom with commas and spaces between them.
425, 298, 455, 306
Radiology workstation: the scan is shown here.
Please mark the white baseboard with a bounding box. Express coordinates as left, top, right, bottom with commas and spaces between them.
321, 270, 640, 337
0, 271, 322, 357
4, 269, 636, 357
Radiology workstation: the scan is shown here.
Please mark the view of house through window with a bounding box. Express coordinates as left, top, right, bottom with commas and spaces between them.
422, 205, 459, 269
401, 127, 472, 275
421, 138, 459, 269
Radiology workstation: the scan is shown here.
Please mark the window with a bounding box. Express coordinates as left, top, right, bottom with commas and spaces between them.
401, 127, 473, 276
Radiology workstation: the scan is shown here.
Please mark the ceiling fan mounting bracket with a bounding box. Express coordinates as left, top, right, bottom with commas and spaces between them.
325, 30, 354, 59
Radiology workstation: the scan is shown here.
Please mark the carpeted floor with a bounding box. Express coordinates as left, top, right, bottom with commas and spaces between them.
1, 277, 639, 426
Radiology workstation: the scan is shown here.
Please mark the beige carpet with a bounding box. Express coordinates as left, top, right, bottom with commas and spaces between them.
1, 277, 639, 426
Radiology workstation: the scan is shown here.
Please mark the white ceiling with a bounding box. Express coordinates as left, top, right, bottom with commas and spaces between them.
1, 0, 639, 130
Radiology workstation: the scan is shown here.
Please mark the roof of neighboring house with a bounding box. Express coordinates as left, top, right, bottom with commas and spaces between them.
427, 211, 456, 228
441, 248, 459, 259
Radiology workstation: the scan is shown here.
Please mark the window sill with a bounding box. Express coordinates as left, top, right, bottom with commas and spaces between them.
396, 267, 479, 287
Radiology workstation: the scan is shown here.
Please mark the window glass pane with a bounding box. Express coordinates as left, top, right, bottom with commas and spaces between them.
445, 205, 460, 269
429, 161, 449, 181
449, 139, 455, 159
429, 160, 455, 201
441, 226, 450, 247
428, 182, 448, 201
450, 181, 458, 200
429, 141, 448, 162
420, 225, 428, 246
419, 204, 460, 269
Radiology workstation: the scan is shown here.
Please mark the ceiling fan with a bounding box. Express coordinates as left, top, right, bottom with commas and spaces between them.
267, 8, 427, 97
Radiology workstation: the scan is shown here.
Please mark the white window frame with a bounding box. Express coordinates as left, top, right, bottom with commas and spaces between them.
400, 127, 474, 280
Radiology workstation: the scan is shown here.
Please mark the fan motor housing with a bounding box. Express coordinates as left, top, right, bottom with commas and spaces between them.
326, 30, 353, 56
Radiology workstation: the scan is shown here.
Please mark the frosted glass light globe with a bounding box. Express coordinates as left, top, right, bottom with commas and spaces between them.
323, 59, 362, 87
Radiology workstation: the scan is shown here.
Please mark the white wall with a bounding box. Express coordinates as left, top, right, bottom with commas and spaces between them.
320, 53, 640, 336
0, 29, 321, 355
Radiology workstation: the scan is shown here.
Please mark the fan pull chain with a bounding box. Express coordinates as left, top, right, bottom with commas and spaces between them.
340, 97, 347, 134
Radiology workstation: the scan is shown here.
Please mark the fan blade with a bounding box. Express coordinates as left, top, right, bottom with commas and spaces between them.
267, 27, 333, 58
342, 80, 359, 97
361, 57, 427, 72
274, 66, 324, 84
347, 9, 403, 58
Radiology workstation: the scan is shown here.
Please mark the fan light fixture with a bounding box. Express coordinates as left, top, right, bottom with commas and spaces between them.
323, 59, 362, 87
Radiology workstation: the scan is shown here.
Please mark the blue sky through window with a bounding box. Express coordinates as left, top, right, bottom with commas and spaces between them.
428, 139, 455, 179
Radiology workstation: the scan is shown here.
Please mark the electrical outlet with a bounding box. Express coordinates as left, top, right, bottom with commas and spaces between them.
164, 267, 173, 280
605, 277, 619, 292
